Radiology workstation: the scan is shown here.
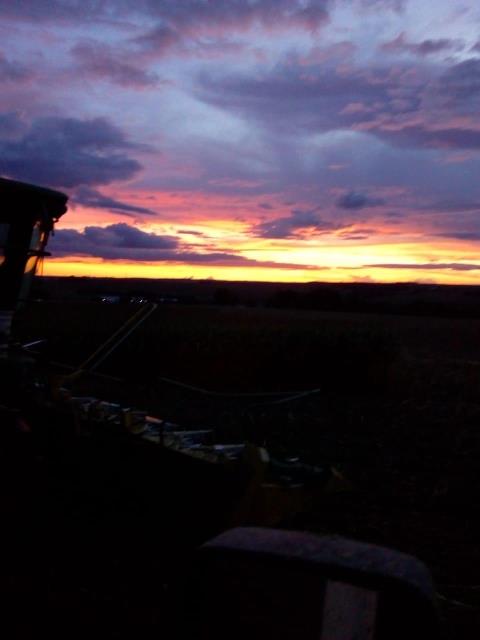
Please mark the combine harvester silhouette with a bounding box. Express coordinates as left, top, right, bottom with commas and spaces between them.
0, 177, 439, 639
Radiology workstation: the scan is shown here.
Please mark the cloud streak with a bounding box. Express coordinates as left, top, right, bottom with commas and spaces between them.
73, 187, 156, 217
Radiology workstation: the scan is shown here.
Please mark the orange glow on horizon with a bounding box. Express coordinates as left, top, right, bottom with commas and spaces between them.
50, 190, 480, 286
43, 257, 480, 286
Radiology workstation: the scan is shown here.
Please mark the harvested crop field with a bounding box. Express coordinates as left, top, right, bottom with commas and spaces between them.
13, 300, 480, 638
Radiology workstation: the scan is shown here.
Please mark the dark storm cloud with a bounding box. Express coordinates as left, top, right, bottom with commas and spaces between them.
0, 52, 32, 82
51, 223, 317, 269
71, 41, 159, 87
365, 262, 480, 271
252, 209, 341, 239
0, 116, 142, 188
74, 187, 155, 216
336, 191, 385, 209
381, 33, 463, 56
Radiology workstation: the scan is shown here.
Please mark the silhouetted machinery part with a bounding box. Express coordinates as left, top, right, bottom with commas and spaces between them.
0, 177, 68, 356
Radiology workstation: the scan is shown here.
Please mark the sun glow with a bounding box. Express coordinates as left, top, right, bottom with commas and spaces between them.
44, 254, 480, 285
49, 182, 480, 287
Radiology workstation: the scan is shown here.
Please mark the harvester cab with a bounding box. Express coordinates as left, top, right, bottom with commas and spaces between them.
0, 177, 68, 357
0, 177, 68, 414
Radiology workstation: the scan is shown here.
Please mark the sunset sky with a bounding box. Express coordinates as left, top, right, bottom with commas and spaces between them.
2, 0, 480, 284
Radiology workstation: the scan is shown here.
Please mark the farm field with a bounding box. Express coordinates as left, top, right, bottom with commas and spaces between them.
13, 299, 480, 637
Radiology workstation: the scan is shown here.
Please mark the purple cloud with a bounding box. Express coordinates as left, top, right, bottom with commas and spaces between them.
0, 116, 143, 188
142, 1, 330, 34
356, 0, 406, 10
0, 112, 26, 138
84, 223, 177, 249
381, 32, 464, 56
379, 125, 480, 150
132, 24, 181, 56
252, 209, 341, 239
336, 191, 385, 209
437, 59, 480, 104
422, 198, 480, 213
0, 1, 98, 21
130, 1, 331, 61
0, 1, 330, 35
51, 222, 318, 269
195, 61, 423, 137
52, 223, 178, 260
71, 41, 159, 87
0, 51, 32, 82
196, 56, 480, 152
